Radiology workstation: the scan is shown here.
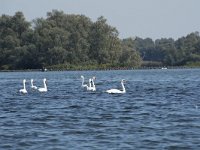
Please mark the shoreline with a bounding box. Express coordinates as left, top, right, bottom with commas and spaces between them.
0, 66, 200, 72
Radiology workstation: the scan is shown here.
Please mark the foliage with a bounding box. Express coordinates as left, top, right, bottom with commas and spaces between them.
0, 11, 200, 70
0, 11, 142, 70
123, 32, 200, 67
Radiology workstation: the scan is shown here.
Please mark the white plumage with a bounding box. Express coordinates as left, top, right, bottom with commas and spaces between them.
38, 78, 47, 92
19, 79, 28, 94
106, 79, 126, 94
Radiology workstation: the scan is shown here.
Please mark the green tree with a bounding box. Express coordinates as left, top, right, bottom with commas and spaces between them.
89, 16, 121, 65
0, 12, 31, 69
121, 38, 142, 67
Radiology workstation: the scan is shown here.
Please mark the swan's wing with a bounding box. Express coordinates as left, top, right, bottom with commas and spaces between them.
38, 88, 43, 92
19, 89, 27, 93
106, 89, 121, 93
38, 87, 47, 92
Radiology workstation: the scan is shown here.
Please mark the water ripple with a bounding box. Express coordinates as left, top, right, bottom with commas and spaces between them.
0, 69, 200, 149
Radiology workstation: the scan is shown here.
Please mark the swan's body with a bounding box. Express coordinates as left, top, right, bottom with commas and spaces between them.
19, 79, 27, 94
106, 79, 126, 94
81, 75, 88, 88
87, 77, 96, 91
38, 78, 47, 92
31, 79, 37, 90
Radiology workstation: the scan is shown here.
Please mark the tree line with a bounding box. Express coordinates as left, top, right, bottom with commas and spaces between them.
0, 10, 200, 70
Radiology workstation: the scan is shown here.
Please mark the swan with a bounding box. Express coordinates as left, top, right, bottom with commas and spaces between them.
19, 79, 28, 94
81, 75, 87, 88
38, 78, 47, 92
106, 79, 126, 94
87, 77, 96, 91
91, 76, 96, 91
85, 78, 92, 90
31, 79, 37, 90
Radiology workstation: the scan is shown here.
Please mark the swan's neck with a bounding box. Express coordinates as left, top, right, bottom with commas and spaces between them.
44, 80, 47, 89
31, 81, 33, 87
23, 81, 26, 90
89, 79, 92, 87
92, 79, 95, 88
82, 77, 84, 86
121, 82, 125, 92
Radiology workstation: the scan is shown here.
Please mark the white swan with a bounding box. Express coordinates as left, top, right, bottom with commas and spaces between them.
106, 79, 126, 94
91, 77, 96, 91
38, 78, 47, 92
87, 77, 96, 91
19, 79, 28, 94
81, 75, 87, 88
31, 79, 37, 90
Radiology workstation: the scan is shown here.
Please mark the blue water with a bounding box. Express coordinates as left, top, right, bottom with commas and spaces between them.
0, 69, 200, 149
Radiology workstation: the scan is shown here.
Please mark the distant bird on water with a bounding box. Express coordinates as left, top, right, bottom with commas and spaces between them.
38, 78, 47, 92
81, 75, 88, 88
87, 76, 96, 91
106, 79, 126, 94
19, 79, 28, 94
31, 79, 37, 90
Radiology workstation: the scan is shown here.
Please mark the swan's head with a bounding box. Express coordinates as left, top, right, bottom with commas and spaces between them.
23, 79, 26, 83
81, 75, 84, 79
43, 78, 47, 82
31, 79, 33, 82
121, 79, 126, 83
92, 76, 96, 80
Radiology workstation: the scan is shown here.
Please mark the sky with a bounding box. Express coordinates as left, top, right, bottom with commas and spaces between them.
1, 0, 200, 40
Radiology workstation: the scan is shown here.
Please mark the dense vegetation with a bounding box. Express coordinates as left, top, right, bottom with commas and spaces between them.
0, 10, 200, 70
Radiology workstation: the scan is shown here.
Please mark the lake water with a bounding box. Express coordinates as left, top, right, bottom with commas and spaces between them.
0, 69, 200, 149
